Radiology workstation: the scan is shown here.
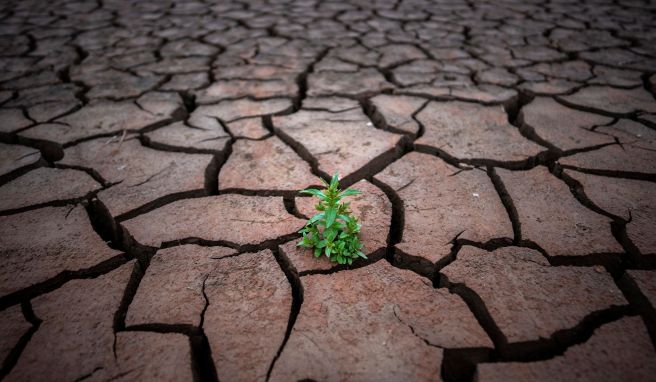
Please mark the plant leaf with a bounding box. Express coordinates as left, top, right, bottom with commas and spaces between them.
298, 172, 367, 265
330, 173, 339, 188
325, 227, 338, 241
324, 206, 337, 229
299, 189, 326, 200
337, 214, 351, 222
306, 213, 325, 226
339, 188, 361, 198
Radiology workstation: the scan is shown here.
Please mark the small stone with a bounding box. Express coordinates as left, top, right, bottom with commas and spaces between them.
0, 167, 100, 212
497, 167, 622, 257
126, 244, 235, 327
416, 101, 543, 163
518, 97, 614, 151
122, 194, 305, 247
205, 250, 291, 381
270, 261, 491, 381
0, 205, 121, 296
559, 86, 656, 116
441, 246, 626, 342
375, 152, 512, 264
477, 317, 656, 382
60, 138, 213, 217
370, 94, 426, 136
219, 136, 318, 191
0, 143, 41, 178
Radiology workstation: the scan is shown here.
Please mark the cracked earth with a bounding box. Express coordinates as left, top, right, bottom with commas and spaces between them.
1, 0, 656, 381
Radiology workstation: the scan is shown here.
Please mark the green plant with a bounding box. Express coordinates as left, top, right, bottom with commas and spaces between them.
297, 173, 366, 265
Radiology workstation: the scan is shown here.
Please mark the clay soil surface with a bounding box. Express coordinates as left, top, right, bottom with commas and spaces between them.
1, 0, 656, 381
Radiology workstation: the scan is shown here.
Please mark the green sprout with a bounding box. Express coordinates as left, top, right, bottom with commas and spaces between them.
297, 173, 366, 265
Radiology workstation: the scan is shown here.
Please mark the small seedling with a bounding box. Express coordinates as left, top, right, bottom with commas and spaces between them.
298, 173, 366, 265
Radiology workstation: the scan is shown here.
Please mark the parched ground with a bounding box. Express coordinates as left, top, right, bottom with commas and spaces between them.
1, 0, 656, 381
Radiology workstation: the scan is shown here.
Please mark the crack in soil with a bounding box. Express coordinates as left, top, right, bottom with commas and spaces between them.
1, 0, 656, 379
